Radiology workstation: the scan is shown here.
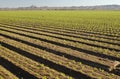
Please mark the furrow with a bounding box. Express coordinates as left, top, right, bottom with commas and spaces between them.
0, 65, 18, 79
0, 30, 113, 71
1, 24, 119, 52
0, 27, 120, 61
1, 36, 119, 78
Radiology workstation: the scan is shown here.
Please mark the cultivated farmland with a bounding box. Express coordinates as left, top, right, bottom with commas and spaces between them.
0, 11, 120, 79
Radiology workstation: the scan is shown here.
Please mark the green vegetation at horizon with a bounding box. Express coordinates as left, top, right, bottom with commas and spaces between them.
0, 10, 120, 36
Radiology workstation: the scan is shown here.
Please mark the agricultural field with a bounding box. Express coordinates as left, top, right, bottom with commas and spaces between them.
0, 10, 120, 79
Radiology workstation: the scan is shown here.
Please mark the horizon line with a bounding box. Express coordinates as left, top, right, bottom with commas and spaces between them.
0, 4, 120, 8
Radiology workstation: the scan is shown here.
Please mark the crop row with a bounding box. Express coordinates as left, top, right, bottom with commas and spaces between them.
0, 23, 119, 52
1, 22, 120, 41
0, 23, 120, 47
41, 25, 120, 41
0, 30, 113, 68
0, 11, 120, 37
0, 29, 115, 72
1, 35, 120, 79
0, 10, 120, 79
0, 26, 120, 59
0, 36, 96, 79
0, 45, 71, 79
2, 18, 120, 37
0, 65, 18, 79
25, 25, 120, 46
13, 22, 120, 41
